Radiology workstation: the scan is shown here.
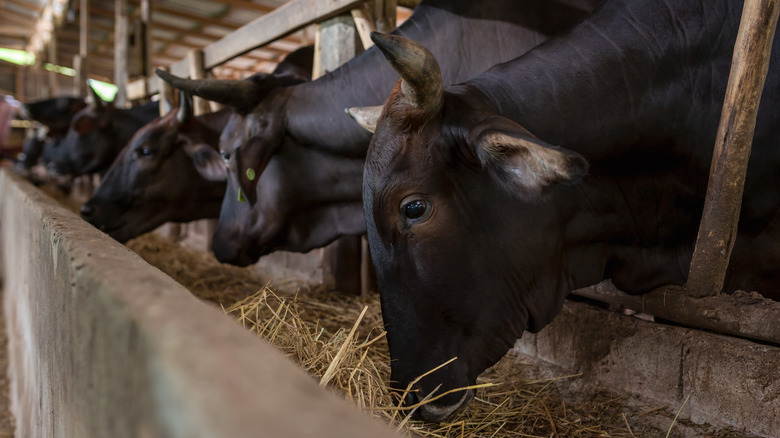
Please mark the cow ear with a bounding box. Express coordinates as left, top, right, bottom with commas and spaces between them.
346, 106, 382, 133
87, 80, 105, 110
475, 129, 588, 193
185, 143, 227, 181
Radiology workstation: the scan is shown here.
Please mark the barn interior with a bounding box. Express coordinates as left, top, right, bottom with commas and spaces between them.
0, 1, 778, 437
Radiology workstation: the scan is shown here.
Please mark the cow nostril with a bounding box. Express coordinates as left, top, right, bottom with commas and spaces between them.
403, 391, 418, 408
80, 204, 94, 219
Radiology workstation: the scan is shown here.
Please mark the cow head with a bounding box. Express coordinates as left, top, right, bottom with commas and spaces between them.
57, 83, 118, 176
352, 33, 588, 421
20, 96, 86, 137
80, 93, 227, 243
156, 62, 332, 265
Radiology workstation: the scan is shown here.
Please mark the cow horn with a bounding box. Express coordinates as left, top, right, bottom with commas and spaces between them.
156, 69, 260, 113
178, 90, 193, 124
87, 80, 104, 110
346, 106, 382, 133
370, 32, 442, 114
161, 92, 174, 115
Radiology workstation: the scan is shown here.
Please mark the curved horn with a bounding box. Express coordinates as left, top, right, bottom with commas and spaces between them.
177, 90, 193, 124
156, 69, 261, 113
370, 32, 442, 114
87, 80, 105, 110
346, 106, 382, 134
161, 92, 174, 115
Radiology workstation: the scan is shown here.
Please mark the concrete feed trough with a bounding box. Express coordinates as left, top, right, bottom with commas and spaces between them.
0, 169, 398, 438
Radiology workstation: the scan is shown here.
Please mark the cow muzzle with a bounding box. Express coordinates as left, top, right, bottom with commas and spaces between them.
403, 386, 475, 422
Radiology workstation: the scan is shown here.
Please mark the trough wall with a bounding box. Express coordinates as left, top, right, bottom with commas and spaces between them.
0, 168, 398, 438
514, 299, 780, 437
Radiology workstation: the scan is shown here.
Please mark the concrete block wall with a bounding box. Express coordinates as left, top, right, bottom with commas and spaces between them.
0, 169, 398, 438
514, 300, 780, 437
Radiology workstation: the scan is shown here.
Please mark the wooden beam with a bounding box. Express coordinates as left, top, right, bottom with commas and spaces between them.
3, 8, 37, 25
154, 5, 236, 30
15, 66, 24, 102
201, 0, 365, 69
212, 0, 273, 14
314, 12, 363, 294
573, 282, 780, 345
47, 38, 59, 96
187, 50, 211, 116
6, 0, 43, 12
350, 3, 376, 50
686, 0, 780, 297
141, 0, 152, 77
77, 0, 90, 96
115, 0, 130, 107
376, 0, 397, 32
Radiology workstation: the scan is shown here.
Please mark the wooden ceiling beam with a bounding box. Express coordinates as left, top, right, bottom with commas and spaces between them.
199, 0, 273, 14
4, 8, 37, 25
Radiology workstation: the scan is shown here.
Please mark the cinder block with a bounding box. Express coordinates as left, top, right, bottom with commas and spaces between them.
514, 300, 780, 437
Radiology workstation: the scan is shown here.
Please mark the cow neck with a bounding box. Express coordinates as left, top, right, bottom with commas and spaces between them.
196, 108, 232, 141
110, 110, 147, 155
466, 0, 740, 161
109, 102, 161, 156
285, 0, 601, 158
457, 0, 748, 294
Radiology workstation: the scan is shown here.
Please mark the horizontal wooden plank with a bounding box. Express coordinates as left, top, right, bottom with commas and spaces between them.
202, 0, 366, 69
572, 281, 780, 345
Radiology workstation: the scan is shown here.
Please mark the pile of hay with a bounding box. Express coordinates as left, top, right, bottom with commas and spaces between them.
223, 285, 641, 437
126, 232, 698, 437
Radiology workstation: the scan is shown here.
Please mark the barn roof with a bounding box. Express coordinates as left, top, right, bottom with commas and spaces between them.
0, 0, 309, 85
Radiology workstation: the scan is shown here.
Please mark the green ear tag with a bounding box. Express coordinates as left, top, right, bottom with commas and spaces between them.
237, 187, 247, 203
246, 167, 256, 181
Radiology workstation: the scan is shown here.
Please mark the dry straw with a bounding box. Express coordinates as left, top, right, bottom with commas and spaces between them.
126, 232, 703, 437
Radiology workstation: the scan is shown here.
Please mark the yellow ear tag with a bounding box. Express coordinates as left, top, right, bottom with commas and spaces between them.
237, 187, 247, 202
246, 168, 256, 181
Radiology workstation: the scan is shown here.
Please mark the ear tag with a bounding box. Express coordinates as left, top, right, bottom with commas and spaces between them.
237, 187, 247, 203
246, 168, 256, 181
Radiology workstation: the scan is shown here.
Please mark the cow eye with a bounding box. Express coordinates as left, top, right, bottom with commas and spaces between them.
135, 147, 153, 158
402, 199, 429, 221
220, 150, 231, 162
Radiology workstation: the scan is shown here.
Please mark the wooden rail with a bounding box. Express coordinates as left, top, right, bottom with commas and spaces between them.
127, 0, 371, 100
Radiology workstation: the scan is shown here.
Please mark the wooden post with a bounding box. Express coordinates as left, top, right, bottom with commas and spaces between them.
47, 39, 59, 97
15, 67, 24, 102
114, 0, 130, 108
73, 55, 84, 96
187, 49, 216, 251
374, 0, 397, 33
187, 50, 211, 116
686, 0, 780, 297
156, 69, 185, 241
351, 4, 377, 49
314, 14, 364, 294
313, 15, 363, 78
76, 0, 89, 96
141, 0, 153, 78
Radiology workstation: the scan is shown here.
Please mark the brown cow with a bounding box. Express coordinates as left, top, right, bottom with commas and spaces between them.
352, 0, 780, 421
